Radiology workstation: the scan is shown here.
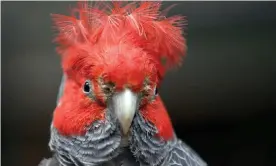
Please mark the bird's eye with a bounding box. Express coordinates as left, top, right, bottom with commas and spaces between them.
83, 80, 91, 93
154, 86, 158, 96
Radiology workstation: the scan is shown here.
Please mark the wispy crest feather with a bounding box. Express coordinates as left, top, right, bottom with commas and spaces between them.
51, 1, 187, 78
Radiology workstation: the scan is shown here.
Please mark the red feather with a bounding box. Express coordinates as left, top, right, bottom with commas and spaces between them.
52, 1, 186, 138
141, 96, 174, 141
51, 1, 187, 78
54, 77, 105, 136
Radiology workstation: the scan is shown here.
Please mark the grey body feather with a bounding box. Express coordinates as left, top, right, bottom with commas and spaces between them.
163, 140, 207, 166
129, 112, 207, 166
40, 74, 207, 166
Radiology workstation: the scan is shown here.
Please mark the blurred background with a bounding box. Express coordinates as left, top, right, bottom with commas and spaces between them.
2, 1, 276, 166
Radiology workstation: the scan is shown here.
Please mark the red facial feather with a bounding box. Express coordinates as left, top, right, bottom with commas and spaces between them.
52, 1, 186, 138
141, 96, 174, 140
54, 77, 105, 136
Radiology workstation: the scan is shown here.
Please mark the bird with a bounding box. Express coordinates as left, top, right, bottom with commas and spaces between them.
39, 1, 207, 166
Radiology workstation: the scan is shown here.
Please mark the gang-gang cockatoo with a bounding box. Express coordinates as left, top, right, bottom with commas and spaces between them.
39, 1, 207, 166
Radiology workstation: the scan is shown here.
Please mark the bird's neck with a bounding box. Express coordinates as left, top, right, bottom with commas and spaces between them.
49, 120, 122, 166
129, 112, 176, 166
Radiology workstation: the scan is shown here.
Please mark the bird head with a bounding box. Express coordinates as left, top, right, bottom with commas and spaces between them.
52, 1, 186, 141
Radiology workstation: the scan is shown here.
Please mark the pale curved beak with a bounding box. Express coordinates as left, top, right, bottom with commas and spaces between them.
112, 88, 138, 135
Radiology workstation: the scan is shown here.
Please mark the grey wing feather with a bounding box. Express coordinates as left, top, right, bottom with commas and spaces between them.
56, 74, 66, 105
166, 140, 207, 166
38, 157, 59, 166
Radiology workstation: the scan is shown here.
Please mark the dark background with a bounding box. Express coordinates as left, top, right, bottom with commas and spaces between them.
2, 1, 276, 166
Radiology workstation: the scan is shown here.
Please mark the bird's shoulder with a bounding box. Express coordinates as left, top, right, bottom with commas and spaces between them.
163, 139, 207, 166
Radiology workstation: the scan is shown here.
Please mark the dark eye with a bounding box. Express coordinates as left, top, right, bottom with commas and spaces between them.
83, 80, 91, 93
154, 86, 158, 96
